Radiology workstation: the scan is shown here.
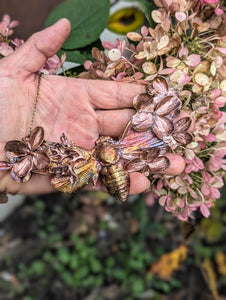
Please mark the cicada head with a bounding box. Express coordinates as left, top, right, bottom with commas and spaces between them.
95, 136, 120, 166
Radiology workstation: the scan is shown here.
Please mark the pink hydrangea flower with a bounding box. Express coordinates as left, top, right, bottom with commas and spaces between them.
0, 42, 14, 56
39, 54, 66, 75
201, 171, 224, 200
208, 146, 226, 172
184, 156, 204, 173
0, 14, 19, 37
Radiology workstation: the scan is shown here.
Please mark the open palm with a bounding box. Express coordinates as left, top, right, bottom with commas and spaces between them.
0, 19, 186, 195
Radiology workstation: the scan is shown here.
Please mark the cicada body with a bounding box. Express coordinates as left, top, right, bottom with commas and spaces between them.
101, 161, 129, 202
94, 136, 129, 202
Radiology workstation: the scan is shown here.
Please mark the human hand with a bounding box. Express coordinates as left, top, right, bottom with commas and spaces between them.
0, 19, 188, 195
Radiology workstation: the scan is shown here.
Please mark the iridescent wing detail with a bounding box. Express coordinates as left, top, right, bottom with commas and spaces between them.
71, 158, 101, 191
51, 159, 101, 193
119, 122, 165, 161
51, 175, 77, 193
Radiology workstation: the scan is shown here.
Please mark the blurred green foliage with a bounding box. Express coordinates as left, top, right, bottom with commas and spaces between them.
44, 0, 157, 65
0, 185, 225, 299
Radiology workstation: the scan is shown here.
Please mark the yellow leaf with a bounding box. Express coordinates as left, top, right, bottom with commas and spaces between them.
202, 259, 219, 300
107, 7, 144, 35
215, 252, 226, 275
150, 245, 187, 279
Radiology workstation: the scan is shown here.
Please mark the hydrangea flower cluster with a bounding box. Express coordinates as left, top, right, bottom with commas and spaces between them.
81, 0, 226, 220
0, 14, 65, 74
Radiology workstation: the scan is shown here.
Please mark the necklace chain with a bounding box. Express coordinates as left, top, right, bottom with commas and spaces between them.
29, 72, 43, 134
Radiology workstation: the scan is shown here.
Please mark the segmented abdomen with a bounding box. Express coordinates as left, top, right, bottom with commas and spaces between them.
101, 161, 129, 202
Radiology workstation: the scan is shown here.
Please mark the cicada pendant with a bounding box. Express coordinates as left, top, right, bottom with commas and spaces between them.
101, 161, 129, 202
94, 136, 129, 202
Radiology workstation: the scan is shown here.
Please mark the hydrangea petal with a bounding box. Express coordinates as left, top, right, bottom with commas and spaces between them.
126, 158, 145, 172
132, 112, 153, 131
152, 116, 174, 139
133, 93, 154, 111
32, 151, 50, 173
5, 140, 28, 158
29, 126, 44, 151
174, 117, 192, 132
200, 203, 210, 218
201, 183, 211, 196
12, 156, 32, 178
175, 12, 187, 22
152, 77, 168, 94
185, 54, 201, 67
147, 156, 170, 172
173, 132, 192, 145
155, 95, 181, 116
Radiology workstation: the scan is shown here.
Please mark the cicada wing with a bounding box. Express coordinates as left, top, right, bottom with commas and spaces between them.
51, 159, 101, 193
72, 159, 101, 191
119, 122, 165, 159
51, 175, 76, 193
101, 161, 129, 202
50, 153, 101, 193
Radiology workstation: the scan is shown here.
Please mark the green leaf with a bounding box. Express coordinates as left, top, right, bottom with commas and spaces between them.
69, 255, 79, 270
90, 259, 102, 273
61, 270, 74, 286
58, 38, 103, 64
45, 0, 110, 49
29, 261, 46, 276
138, 0, 155, 26
153, 281, 171, 293
57, 247, 71, 265
130, 277, 145, 295
222, 104, 226, 112
58, 49, 89, 64
113, 268, 126, 280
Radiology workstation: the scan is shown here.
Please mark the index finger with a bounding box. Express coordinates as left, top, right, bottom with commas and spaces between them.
85, 79, 146, 109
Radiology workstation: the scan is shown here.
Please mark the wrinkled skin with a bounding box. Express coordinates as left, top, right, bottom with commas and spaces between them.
0, 19, 188, 195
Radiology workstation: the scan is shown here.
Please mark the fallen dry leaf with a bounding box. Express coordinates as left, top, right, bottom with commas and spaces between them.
150, 244, 187, 279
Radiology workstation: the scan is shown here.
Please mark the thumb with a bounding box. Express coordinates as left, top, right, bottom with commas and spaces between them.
9, 18, 71, 74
